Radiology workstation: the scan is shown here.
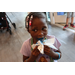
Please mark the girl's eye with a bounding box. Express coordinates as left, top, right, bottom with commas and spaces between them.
42, 27, 47, 30
32, 29, 37, 32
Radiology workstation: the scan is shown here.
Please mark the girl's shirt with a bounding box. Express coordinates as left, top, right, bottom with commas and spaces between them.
20, 35, 61, 62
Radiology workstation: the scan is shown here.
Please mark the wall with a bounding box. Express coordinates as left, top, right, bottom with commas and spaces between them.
50, 12, 55, 24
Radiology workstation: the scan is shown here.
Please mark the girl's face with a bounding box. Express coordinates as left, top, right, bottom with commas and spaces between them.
29, 17, 48, 41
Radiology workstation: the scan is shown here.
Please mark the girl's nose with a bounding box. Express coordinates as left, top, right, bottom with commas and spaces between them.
38, 31, 43, 35
38, 31, 44, 37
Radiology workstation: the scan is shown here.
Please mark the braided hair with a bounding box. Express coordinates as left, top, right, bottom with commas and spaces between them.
25, 12, 47, 31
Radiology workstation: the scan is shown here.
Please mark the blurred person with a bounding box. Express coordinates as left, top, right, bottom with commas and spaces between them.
63, 12, 75, 30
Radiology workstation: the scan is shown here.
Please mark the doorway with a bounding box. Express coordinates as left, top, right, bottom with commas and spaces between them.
46, 12, 51, 22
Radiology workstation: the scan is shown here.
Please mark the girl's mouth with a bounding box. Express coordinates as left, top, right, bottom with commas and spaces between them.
37, 37, 44, 43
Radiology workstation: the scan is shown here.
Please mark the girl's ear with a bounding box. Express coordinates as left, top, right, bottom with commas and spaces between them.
28, 26, 32, 33
28, 28, 30, 33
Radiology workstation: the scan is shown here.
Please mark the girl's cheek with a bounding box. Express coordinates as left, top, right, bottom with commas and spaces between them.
31, 32, 37, 37
44, 33, 47, 36
44, 32, 47, 36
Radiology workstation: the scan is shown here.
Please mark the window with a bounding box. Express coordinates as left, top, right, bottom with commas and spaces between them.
57, 12, 67, 15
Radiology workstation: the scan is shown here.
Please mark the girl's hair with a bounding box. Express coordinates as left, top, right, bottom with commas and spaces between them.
25, 12, 46, 31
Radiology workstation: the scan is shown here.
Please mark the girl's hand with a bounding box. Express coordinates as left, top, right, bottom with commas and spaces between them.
44, 45, 54, 57
30, 46, 40, 61
44, 45, 61, 59
25, 46, 40, 62
44, 45, 52, 56
32, 46, 40, 57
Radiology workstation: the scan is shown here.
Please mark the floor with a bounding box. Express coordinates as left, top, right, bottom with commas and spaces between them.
0, 12, 75, 62
0, 12, 30, 62
48, 24, 75, 62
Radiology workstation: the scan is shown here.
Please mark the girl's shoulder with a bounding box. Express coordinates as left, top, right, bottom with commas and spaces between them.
21, 38, 31, 51
23, 38, 31, 46
46, 34, 55, 39
46, 34, 61, 49
20, 38, 31, 56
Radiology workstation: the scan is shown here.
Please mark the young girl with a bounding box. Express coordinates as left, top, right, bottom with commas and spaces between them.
20, 12, 61, 62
